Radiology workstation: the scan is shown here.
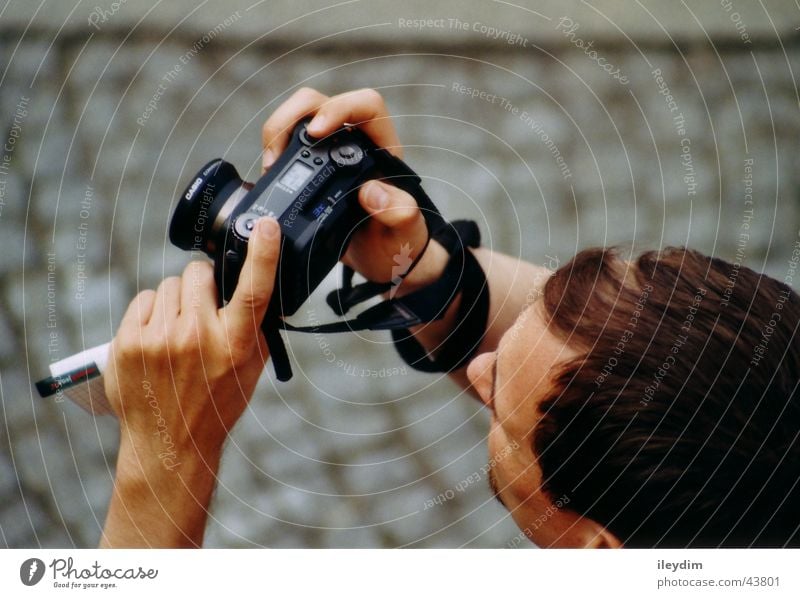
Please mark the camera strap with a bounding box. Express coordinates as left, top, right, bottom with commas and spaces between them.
263, 149, 489, 381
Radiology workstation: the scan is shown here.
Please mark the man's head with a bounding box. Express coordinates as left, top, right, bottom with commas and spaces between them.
467, 246, 800, 547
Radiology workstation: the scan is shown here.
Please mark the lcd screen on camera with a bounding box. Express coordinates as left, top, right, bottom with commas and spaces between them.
280, 161, 314, 193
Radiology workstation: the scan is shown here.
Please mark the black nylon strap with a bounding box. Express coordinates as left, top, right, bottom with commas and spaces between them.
391, 221, 489, 373
281, 225, 474, 336
326, 229, 433, 316
326, 267, 388, 316
261, 315, 293, 382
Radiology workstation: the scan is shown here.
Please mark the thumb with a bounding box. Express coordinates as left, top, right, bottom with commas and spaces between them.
223, 217, 281, 341
358, 180, 419, 228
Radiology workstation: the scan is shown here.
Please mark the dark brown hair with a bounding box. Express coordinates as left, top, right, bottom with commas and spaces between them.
534, 246, 800, 547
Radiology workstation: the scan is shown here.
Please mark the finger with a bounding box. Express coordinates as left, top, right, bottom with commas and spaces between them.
261, 87, 328, 170
180, 260, 217, 315
222, 217, 281, 343
358, 180, 420, 228
148, 277, 181, 331
119, 289, 156, 332
307, 88, 402, 158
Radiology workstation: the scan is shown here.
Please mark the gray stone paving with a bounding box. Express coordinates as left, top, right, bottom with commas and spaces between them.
1, 2, 799, 548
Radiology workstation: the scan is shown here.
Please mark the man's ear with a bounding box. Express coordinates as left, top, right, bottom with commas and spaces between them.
572, 517, 624, 548
529, 506, 624, 548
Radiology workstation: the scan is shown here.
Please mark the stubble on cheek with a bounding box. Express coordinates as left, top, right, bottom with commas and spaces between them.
488, 464, 507, 509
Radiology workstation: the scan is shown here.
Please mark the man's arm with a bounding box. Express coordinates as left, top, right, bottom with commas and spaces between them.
100, 441, 220, 547
100, 218, 281, 547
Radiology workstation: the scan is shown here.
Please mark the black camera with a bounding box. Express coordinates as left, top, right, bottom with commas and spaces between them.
169, 120, 446, 381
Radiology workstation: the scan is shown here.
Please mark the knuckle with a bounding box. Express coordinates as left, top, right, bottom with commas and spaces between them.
157, 276, 180, 294
358, 87, 384, 107
184, 260, 212, 283
228, 334, 254, 367
295, 86, 321, 103
140, 331, 164, 357
122, 290, 155, 327
195, 320, 212, 345
137, 289, 156, 303
235, 288, 262, 312
396, 207, 419, 227
113, 333, 140, 362
172, 325, 201, 358
359, 87, 383, 104
261, 121, 278, 141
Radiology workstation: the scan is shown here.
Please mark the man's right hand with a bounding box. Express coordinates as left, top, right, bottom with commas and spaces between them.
261, 87, 449, 295
100, 217, 282, 547
261, 88, 547, 388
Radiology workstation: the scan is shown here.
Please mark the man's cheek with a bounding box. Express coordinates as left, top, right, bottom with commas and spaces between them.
486, 418, 502, 453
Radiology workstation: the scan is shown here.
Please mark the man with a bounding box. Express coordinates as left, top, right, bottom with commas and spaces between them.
100, 88, 800, 548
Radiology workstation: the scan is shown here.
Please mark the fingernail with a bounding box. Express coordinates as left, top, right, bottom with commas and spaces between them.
308, 115, 326, 134
257, 217, 279, 239
262, 149, 276, 169
366, 181, 388, 210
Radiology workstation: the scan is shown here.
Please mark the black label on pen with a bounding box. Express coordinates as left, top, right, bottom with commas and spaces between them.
35, 363, 101, 398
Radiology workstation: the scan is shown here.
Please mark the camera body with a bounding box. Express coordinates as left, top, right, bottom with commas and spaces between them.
170, 120, 414, 316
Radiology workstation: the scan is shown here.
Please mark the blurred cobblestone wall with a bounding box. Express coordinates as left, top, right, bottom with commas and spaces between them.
1, 1, 799, 547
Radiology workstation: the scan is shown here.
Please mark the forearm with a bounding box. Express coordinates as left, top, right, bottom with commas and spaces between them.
407, 245, 552, 388
100, 439, 220, 548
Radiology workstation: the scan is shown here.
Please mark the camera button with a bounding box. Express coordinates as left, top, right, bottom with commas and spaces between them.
301, 150, 311, 158
233, 213, 259, 240
330, 143, 364, 167
299, 128, 316, 145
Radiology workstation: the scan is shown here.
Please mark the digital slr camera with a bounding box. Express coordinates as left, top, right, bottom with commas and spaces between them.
169, 120, 444, 380
36, 121, 476, 405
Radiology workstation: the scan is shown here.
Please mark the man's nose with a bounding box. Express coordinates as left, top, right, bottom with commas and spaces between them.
466, 352, 495, 408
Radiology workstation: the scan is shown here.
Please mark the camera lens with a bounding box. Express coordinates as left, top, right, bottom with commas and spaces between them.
170, 159, 246, 253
